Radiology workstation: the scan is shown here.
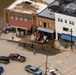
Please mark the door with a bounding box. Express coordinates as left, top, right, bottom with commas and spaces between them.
44, 22, 46, 28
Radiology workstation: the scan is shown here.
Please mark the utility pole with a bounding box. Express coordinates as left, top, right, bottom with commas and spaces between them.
70, 28, 73, 51
44, 54, 48, 75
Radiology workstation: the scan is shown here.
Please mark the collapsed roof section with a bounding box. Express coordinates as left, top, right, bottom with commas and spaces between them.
7, 0, 47, 14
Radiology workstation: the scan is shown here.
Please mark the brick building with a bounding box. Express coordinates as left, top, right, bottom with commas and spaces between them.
3, 0, 47, 34
36, 2, 55, 40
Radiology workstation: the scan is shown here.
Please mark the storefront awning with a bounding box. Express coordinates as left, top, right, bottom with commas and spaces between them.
8, 20, 32, 30
61, 33, 76, 41
37, 27, 54, 33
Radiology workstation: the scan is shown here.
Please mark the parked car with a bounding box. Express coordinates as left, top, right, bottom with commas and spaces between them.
25, 65, 42, 75
49, 69, 60, 75
0, 56, 9, 64
9, 53, 26, 62
0, 66, 4, 73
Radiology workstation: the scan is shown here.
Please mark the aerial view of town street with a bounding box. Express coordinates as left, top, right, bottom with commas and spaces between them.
0, 0, 76, 75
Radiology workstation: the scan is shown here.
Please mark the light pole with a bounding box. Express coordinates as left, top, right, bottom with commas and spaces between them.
44, 54, 48, 75
70, 28, 73, 50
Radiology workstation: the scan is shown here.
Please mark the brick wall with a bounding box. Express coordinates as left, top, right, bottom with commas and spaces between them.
3, 9, 9, 23
36, 16, 55, 30
4, 10, 37, 32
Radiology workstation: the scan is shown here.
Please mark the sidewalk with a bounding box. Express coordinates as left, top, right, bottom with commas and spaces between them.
0, 32, 61, 55
0, 32, 52, 47
0, 32, 76, 53
0, 32, 21, 41
54, 40, 76, 53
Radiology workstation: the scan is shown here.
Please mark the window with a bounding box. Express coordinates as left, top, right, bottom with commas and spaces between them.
20, 17, 23, 21
58, 18, 60, 21
69, 21, 71, 24
72, 21, 74, 25
58, 18, 63, 22
65, 20, 67, 23
11, 16, 14, 19
24, 18, 27, 21
35, 68, 39, 72
15, 17, 18, 20
48, 23, 51, 28
63, 27, 68, 31
69, 21, 74, 25
30, 69, 35, 72
61, 19, 63, 22
28, 18, 32, 22
39, 21, 42, 25
44, 22, 46, 28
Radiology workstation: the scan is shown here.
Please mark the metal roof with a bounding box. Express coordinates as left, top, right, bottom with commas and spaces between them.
37, 27, 54, 33
38, 1, 60, 20
38, 7, 55, 20
39, 0, 76, 18
58, 0, 76, 17
42, 0, 55, 4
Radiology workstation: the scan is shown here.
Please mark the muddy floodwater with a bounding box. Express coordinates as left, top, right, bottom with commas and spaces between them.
0, 0, 15, 28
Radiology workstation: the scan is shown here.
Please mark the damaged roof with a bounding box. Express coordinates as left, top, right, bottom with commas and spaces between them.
7, 0, 47, 14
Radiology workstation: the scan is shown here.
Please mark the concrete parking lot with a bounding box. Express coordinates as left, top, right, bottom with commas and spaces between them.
0, 39, 76, 75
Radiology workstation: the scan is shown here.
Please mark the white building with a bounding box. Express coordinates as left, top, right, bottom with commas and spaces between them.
55, 1, 76, 41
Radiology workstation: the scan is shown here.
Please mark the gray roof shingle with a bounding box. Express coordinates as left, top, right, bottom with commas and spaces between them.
38, 8, 55, 20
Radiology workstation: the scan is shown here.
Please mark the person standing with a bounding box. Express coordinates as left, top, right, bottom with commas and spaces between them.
43, 35, 47, 43
21, 31, 24, 36
16, 31, 20, 37
33, 50, 36, 55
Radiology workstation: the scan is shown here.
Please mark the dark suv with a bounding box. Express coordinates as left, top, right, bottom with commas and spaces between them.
0, 56, 9, 64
